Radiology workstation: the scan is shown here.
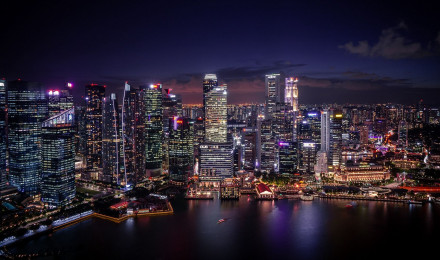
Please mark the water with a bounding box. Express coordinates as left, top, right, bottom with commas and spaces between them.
9, 197, 440, 259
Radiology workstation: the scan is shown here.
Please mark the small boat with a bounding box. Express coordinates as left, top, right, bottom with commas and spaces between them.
408, 200, 423, 205
345, 204, 353, 208
217, 218, 226, 224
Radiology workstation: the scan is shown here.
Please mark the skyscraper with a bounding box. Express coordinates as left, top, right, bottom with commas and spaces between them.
260, 119, 276, 173
47, 83, 74, 117
41, 108, 75, 207
0, 79, 6, 190
203, 74, 227, 143
168, 117, 194, 182
285, 77, 298, 113
265, 73, 282, 119
85, 84, 105, 175
329, 110, 343, 169
102, 93, 124, 184
7, 80, 47, 195
144, 84, 163, 176
121, 82, 137, 186
278, 141, 298, 174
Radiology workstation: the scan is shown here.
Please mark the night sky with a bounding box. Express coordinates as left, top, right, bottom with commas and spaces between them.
2, 0, 440, 104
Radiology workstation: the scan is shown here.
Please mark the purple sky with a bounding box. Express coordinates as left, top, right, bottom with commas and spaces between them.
2, 0, 440, 104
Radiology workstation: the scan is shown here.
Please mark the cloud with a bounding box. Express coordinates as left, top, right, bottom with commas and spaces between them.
339, 22, 434, 59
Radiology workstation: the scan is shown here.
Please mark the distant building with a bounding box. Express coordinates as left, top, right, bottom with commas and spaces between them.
203, 74, 227, 143
0, 79, 6, 190
278, 141, 298, 174
41, 108, 76, 207
200, 143, 233, 178
256, 183, 275, 199
265, 73, 282, 119
220, 178, 240, 199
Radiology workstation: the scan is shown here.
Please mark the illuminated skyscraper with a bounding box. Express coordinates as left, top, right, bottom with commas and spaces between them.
278, 141, 298, 174
320, 109, 330, 152
102, 93, 124, 184
0, 79, 6, 190
162, 89, 182, 172
329, 110, 343, 168
122, 82, 137, 186
7, 80, 47, 195
144, 84, 163, 176
265, 73, 282, 119
203, 74, 227, 143
41, 108, 75, 207
168, 117, 194, 182
85, 84, 105, 174
47, 82, 74, 117
285, 77, 298, 113
260, 119, 276, 173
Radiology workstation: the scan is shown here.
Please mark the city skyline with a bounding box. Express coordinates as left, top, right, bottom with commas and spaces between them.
1, 1, 440, 104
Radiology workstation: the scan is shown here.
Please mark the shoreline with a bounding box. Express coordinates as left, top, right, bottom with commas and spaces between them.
0, 202, 174, 250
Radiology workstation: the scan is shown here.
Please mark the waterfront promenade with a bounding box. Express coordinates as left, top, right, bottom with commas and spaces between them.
0, 202, 174, 249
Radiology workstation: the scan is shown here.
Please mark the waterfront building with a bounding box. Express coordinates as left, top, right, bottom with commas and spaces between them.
256, 183, 275, 199
200, 143, 233, 178
41, 108, 76, 207
0, 79, 6, 190
85, 84, 105, 175
102, 93, 124, 184
168, 117, 194, 183
334, 163, 390, 183
220, 178, 240, 199
7, 80, 47, 195
242, 127, 257, 171
143, 84, 163, 176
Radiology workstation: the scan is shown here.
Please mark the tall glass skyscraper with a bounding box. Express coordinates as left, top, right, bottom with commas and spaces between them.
122, 82, 138, 186
85, 84, 105, 175
41, 108, 75, 207
0, 79, 6, 190
203, 74, 227, 143
265, 73, 282, 119
7, 80, 47, 195
168, 117, 193, 182
144, 84, 163, 175
102, 93, 124, 184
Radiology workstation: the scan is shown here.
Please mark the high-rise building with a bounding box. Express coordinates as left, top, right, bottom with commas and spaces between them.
320, 109, 330, 152
121, 82, 137, 186
398, 120, 408, 147
329, 110, 343, 168
242, 128, 257, 171
0, 79, 6, 190
47, 83, 74, 117
7, 80, 47, 195
260, 119, 276, 173
278, 141, 298, 174
144, 84, 163, 176
102, 93, 124, 184
168, 117, 194, 182
134, 87, 146, 181
162, 88, 182, 173
41, 108, 75, 207
201, 74, 231, 179
285, 77, 298, 113
203, 74, 227, 143
265, 74, 283, 119
85, 84, 105, 175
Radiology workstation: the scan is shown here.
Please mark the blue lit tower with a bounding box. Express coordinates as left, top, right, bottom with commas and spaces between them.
0, 79, 6, 189
41, 108, 76, 207
7, 80, 47, 195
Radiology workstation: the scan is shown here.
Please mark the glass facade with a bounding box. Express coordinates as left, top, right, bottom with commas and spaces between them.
0, 79, 6, 189
85, 84, 105, 172
168, 117, 193, 182
7, 80, 47, 196
41, 108, 75, 207
143, 84, 163, 173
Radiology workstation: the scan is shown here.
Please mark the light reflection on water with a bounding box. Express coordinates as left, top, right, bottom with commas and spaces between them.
9, 197, 440, 260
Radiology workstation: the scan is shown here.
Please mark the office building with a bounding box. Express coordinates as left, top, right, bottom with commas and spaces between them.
7, 80, 47, 195
41, 108, 75, 207
144, 84, 163, 176
168, 117, 194, 182
0, 79, 6, 189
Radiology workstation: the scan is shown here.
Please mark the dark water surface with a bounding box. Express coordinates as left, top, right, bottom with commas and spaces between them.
10, 196, 440, 259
